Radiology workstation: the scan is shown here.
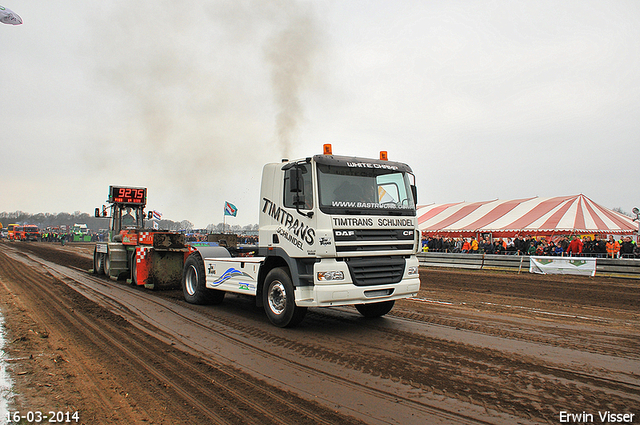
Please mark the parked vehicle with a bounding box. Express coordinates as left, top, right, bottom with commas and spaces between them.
22, 225, 41, 241
7, 224, 18, 240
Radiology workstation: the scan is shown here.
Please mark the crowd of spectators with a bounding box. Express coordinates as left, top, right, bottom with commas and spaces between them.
421, 234, 640, 258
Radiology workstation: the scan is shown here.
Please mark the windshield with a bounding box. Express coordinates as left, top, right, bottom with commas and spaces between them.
112, 205, 143, 233
317, 163, 415, 216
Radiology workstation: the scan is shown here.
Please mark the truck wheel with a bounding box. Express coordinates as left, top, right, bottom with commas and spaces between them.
93, 248, 105, 275
355, 300, 395, 318
263, 268, 306, 328
104, 249, 111, 276
182, 254, 225, 305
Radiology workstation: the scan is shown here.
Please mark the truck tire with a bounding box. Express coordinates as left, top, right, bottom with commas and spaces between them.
182, 253, 225, 305
104, 250, 111, 276
93, 248, 105, 275
263, 268, 307, 328
355, 300, 395, 318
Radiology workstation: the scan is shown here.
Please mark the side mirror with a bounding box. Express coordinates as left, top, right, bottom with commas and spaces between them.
95, 208, 100, 218
411, 185, 418, 205
285, 165, 313, 218
148, 211, 153, 219
286, 167, 302, 193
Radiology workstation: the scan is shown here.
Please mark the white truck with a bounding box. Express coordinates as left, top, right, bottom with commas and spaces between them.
183, 145, 421, 327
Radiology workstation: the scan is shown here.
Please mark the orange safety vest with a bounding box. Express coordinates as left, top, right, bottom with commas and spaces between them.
606, 241, 620, 255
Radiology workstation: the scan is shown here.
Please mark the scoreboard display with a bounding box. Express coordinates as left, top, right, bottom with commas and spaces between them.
108, 186, 147, 206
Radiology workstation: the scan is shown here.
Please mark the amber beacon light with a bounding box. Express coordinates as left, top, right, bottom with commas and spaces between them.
323, 144, 332, 155
380, 151, 388, 160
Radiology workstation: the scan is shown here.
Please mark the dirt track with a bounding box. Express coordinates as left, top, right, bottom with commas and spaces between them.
0, 241, 638, 424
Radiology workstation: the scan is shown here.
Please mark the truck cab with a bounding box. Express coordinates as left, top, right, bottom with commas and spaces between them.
7, 224, 18, 241
72, 224, 92, 242
23, 225, 41, 241
184, 146, 421, 327
14, 225, 24, 241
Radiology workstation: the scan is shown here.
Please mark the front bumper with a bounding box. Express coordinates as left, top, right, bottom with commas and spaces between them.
294, 256, 420, 307
294, 278, 420, 307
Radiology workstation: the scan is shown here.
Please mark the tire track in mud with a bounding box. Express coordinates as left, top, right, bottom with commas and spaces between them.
0, 245, 368, 425
5, 244, 513, 425
73, 269, 639, 425
419, 267, 640, 312
0, 249, 152, 424
273, 307, 640, 423
4, 242, 640, 424
57, 272, 501, 425
151, 293, 640, 424
391, 302, 640, 358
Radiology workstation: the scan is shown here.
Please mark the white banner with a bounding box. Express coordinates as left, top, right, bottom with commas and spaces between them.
529, 256, 596, 277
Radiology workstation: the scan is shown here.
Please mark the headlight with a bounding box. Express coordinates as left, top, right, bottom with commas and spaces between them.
317, 271, 344, 281
407, 266, 419, 276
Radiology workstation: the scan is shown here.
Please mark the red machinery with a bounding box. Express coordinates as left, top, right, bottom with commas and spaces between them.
93, 186, 188, 289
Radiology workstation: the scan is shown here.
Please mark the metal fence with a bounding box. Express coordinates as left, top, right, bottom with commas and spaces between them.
417, 252, 640, 279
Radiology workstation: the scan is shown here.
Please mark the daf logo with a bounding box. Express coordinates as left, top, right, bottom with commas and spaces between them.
336, 230, 355, 237
403, 230, 414, 236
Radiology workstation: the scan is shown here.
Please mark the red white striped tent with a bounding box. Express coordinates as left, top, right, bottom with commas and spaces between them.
417, 194, 637, 238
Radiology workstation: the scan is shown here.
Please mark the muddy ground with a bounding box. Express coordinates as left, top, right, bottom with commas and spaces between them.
0, 240, 638, 425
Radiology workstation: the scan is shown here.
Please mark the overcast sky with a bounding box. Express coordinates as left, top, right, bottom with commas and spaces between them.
2, 0, 639, 227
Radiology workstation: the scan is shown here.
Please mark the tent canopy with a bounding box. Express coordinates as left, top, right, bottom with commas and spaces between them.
417, 194, 637, 238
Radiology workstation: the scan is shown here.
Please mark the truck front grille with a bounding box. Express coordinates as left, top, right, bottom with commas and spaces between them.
336, 244, 414, 252
345, 256, 406, 286
333, 228, 415, 255
334, 228, 415, 241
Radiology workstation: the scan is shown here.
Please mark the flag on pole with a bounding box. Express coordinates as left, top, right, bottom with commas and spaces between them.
224, 201, 237, 217
152, 210, 162, 221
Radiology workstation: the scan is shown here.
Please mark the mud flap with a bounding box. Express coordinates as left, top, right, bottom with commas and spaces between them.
144, 250, 186, 290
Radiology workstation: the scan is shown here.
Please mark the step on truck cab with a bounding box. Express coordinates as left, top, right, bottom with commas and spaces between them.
184, 145, 421, 327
